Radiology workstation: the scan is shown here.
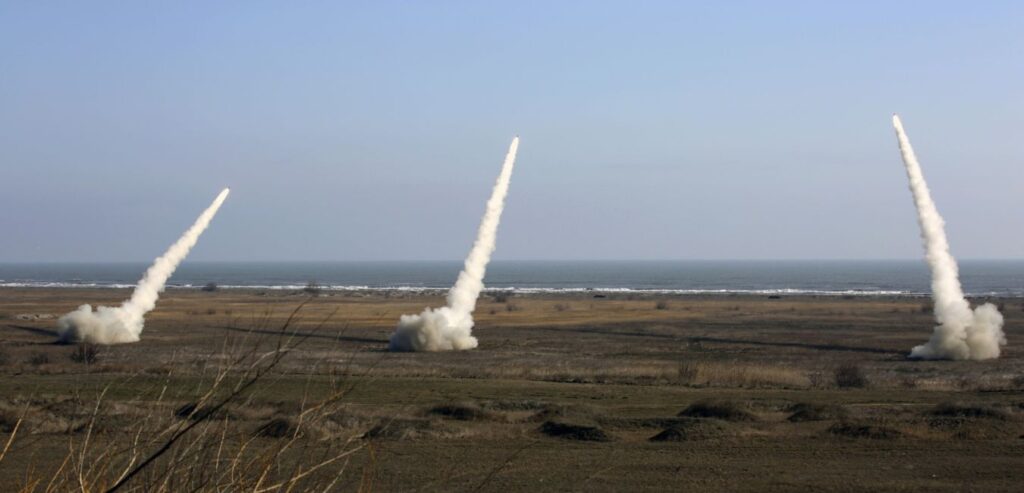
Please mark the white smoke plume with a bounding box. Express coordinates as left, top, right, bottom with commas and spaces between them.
390, 137, 520, 351
892, 115, 1005, 360
57, 188, 231, 344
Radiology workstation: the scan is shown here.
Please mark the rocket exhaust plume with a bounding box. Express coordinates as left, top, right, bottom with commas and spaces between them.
389, 137, 520, 352
57, 188, 231, 345
892, 115, 1005, 360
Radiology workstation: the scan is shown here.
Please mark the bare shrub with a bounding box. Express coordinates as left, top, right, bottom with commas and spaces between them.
677, 361, 700, 383
492, 292, 510, 303
808, 371, 831, 388
69, 344, 99, 364
553, 303, 570, 312
655, 301, 669, 310
2, 302, 367, 491
201, 282, 218, 292
835, 364, 869, 388
27, 352, 49, 366
928, 403, 1009, 420
506, 303, 522, 312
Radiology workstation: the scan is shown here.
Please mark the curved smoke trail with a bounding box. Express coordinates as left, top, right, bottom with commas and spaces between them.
57, 188, 231, 344
390, 137, 520, 351
892, 115, 1005, 360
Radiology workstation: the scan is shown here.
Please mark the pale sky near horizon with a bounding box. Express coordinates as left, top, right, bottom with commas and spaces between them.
1, 1, 1021, 262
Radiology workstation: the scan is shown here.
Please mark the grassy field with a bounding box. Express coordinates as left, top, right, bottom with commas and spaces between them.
1, 287, 1023, 491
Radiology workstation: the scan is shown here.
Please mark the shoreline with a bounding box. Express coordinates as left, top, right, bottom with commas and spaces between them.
3, 285, 1021, 299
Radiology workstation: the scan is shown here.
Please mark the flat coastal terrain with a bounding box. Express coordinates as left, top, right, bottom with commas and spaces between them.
1, 288, 1023, 491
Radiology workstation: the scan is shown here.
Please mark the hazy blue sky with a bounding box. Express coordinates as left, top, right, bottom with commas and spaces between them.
1, 1, 1021, 262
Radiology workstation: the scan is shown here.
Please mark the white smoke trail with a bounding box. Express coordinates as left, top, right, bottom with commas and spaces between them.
390, 137, 520, 351
57, 188, 231, 344
892, 115, 1005, 360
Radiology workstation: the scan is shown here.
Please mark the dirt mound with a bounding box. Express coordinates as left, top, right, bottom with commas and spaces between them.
427, 403, 495, 421
649, 420, 727, 441
174, 403, 214, 420
539, 421, 611, 441
598, 416, 694, 430
787, 403, 848, 422
925, 404, 1017, 439
0, 409, 18, 433
679, 400, 756, 422
254, 418, 297, 438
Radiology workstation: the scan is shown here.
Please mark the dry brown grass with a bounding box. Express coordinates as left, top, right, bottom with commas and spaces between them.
835, 364, 869, 388
0, 302, 370, 492
4, 289, 1024, 490
677, 360, 811, 388
338, 358, 682, 385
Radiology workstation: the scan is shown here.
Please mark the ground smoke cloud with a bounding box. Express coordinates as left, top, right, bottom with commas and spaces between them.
390, 138, 520, 351
57, 188, 231, 344
892, 115, 1005, 360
